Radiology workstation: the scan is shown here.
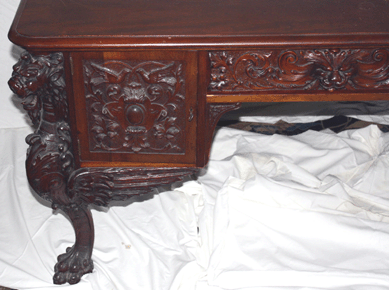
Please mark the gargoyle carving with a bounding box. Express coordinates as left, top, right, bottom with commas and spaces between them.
9, 52, 196, 285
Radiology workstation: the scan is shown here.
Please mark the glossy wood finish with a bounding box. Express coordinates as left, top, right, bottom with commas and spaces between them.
70, 50, 198, 168
8, 0, 389, 285
9, 0, 389, 49
8, 50, 199, 285
208, 49, 389, 93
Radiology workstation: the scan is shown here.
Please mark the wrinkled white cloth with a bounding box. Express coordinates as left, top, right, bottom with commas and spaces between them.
2, 124, 389, 289
192, 126, 389, 290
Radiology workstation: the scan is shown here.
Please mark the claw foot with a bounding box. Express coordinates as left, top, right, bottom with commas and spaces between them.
53, 245, 93, 284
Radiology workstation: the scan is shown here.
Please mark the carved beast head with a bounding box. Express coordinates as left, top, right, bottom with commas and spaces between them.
8, 52, 65, 125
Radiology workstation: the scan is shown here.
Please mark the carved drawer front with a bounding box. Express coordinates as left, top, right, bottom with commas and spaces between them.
208, 49, 389, 93
70, 51, 197, 167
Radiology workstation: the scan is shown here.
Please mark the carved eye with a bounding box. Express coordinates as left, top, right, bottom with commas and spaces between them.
25, 69, 38, 77
21, 53, 29, 60
27, 80, 38, 91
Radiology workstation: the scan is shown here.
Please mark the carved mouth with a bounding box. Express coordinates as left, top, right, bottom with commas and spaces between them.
9, 76, 38, 109
21, 94, 39, 110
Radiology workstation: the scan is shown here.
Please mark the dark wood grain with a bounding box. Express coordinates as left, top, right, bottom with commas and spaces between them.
208, 49, 389, 93
8, 51, 198, 284
9, 0, 389, 49
70, 50, 198, 167
83, 59, 186, 154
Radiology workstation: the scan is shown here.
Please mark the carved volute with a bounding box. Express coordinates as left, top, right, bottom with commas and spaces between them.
209, 49, 389, 93
83, 59, 186, 154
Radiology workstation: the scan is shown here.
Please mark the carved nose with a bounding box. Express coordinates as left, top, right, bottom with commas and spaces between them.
330, 71, 342, 84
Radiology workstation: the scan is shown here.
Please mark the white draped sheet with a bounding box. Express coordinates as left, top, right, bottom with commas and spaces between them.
2, 125, 389, 290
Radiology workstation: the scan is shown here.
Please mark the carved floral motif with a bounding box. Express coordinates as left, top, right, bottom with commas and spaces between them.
83, 59, 186, 154
209, 49, 389, 92
8, 52, 196, 285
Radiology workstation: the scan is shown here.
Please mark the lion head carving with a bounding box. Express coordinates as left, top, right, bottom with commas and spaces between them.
8, 51, 67, 126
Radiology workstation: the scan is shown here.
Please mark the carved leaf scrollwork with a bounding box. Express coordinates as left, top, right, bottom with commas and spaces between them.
8, 52, 74, 203
83, 59, 186, 154
68, 167, 198, 207
8, 52, 198, 286
209, 48, 389, 92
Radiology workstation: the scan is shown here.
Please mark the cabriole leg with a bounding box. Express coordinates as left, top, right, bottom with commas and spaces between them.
53, 204, 94, 284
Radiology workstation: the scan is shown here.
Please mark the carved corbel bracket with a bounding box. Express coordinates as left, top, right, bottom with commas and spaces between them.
9, 51, 90, 284
8, 51, 73, 205
204, 103, 241, 164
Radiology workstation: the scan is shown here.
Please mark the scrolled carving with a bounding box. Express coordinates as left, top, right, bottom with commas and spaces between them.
67, 167, 198, 207
8, 51, 73, 201
209, 48, 389, 92
83, 59, 186, 154
8, 51, 86, 284
8, 51, 198, 285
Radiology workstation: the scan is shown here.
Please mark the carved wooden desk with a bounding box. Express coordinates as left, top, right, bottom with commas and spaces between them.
8, 0, 389, 285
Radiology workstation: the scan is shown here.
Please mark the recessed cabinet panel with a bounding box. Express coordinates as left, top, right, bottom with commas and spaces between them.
71, 51, 197, 167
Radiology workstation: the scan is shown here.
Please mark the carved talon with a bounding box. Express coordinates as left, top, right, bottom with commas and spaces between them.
54, 245, 93, 284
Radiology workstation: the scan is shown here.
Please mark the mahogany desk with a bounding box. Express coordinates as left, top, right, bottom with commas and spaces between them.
8, 0, 389, 285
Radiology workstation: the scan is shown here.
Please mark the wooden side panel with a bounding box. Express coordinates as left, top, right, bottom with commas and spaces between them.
70, 51, 197, 167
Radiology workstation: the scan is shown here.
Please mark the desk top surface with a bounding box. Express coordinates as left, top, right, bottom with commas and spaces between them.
9, 0, 389, 49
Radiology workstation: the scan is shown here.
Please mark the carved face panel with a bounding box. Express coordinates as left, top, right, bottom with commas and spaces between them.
305, 49, 359, 91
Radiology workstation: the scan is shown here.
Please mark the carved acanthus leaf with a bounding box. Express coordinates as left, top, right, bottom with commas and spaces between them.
8, 52, 74, 203
68, 167, 198, 207
209, 49, 389, 92
83, 59, 186, 154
